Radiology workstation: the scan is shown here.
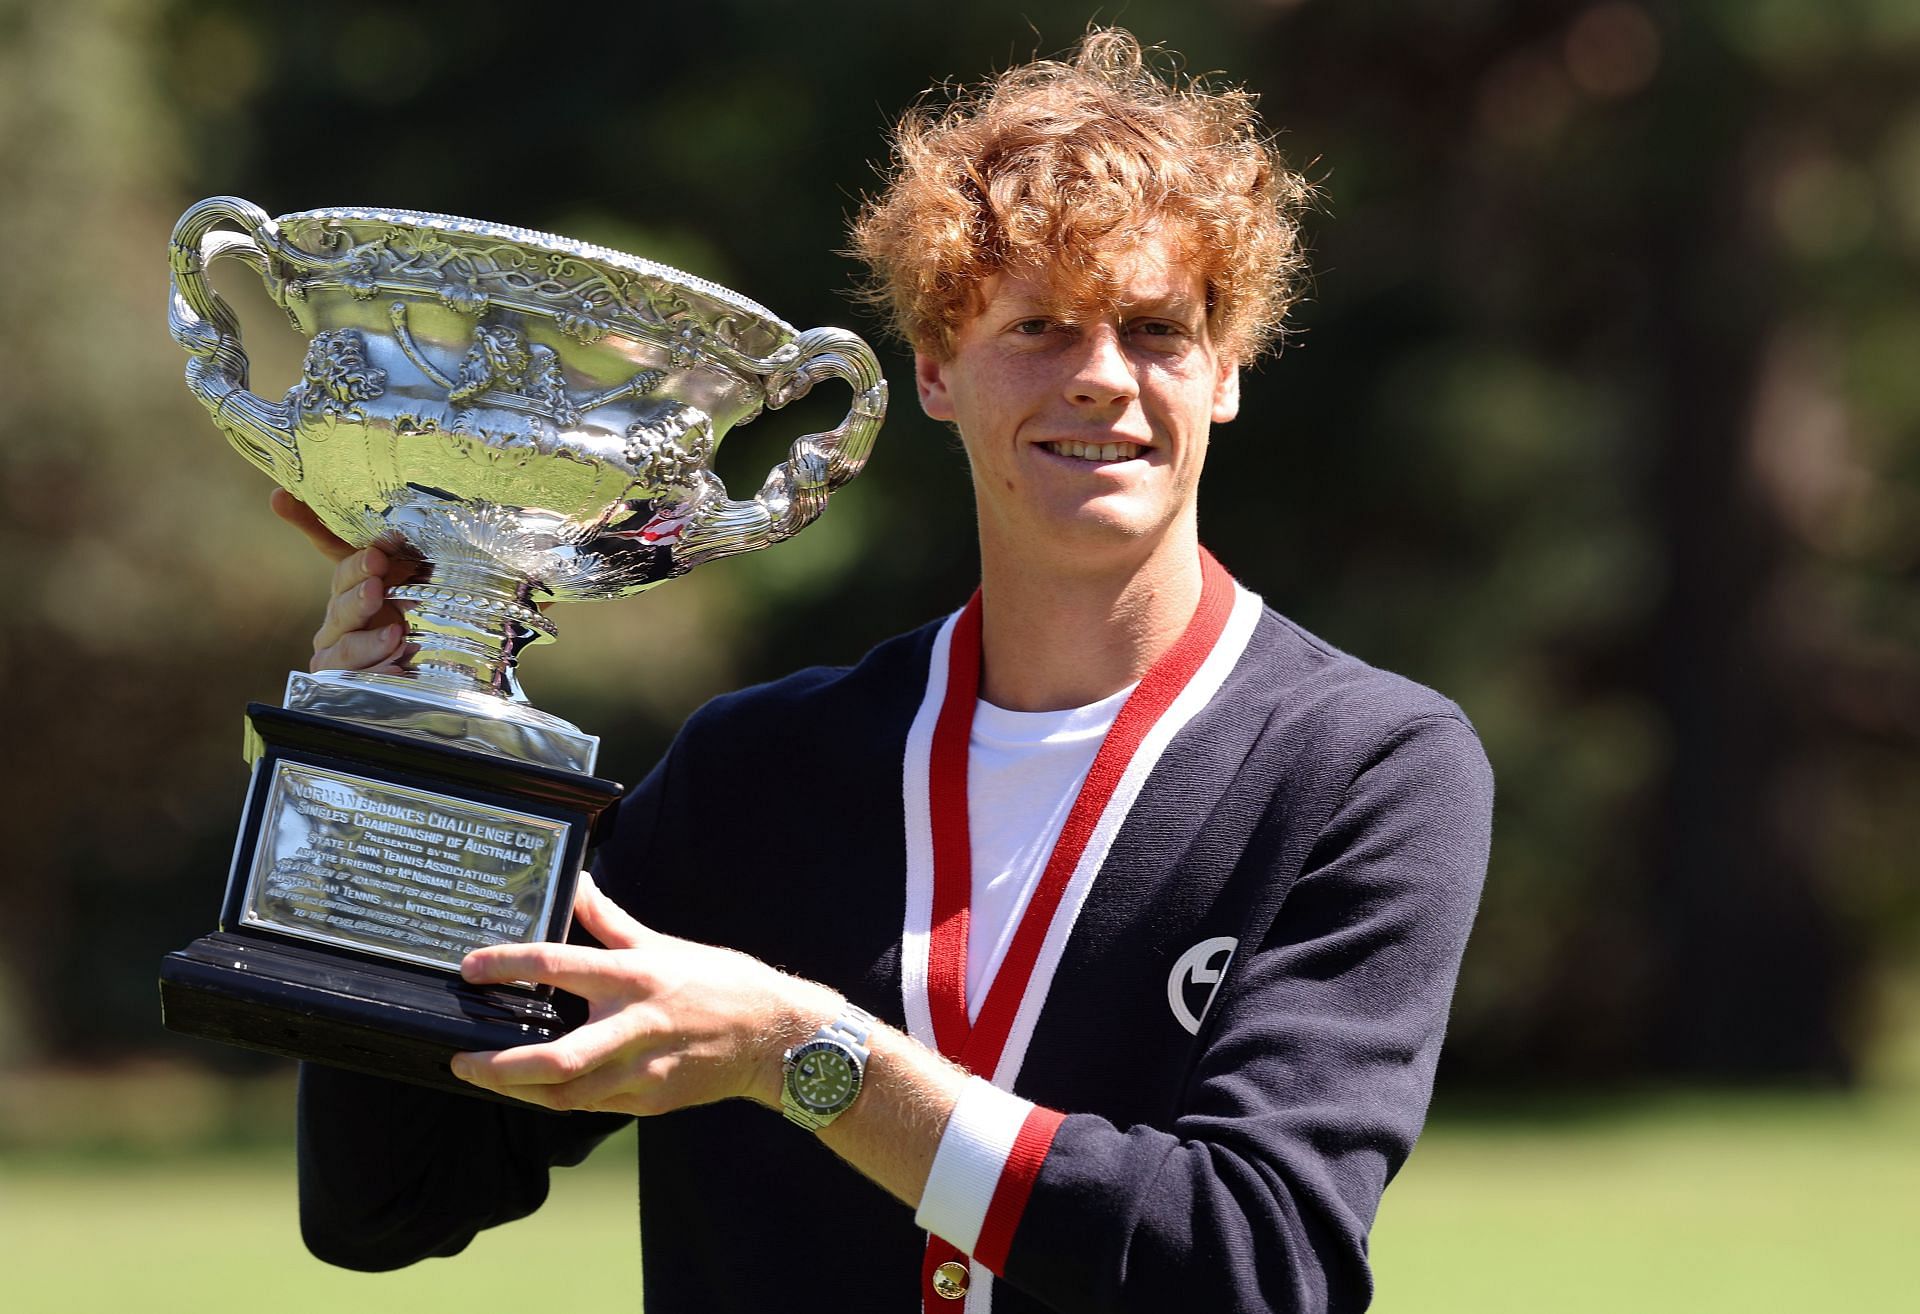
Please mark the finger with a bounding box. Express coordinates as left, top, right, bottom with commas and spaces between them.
310, 620, 405, 674
326, 543, 387, 602
366, 533, 425, 589
271, 489, 355, 562
573, 872, 651, 951
452, 1013, 644, 1091
316, 572, 384, 646
447, 1049, 573, 1108
461, 940, 639, 998
494, 1045, 673, 1115
313, 553, 411, 667
545, 1050, 668, 1113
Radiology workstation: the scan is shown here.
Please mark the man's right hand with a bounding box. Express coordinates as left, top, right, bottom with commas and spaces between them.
271, 489, 420, 674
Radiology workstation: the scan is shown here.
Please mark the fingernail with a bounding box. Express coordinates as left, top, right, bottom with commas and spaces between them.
450, 1056, 473, 1081
380, 623, 400, 644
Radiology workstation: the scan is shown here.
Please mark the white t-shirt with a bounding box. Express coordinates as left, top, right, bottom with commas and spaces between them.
964, 684, 1135, 1018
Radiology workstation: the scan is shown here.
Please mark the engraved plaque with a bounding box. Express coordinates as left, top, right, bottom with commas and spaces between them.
161, 703, 622, 1093
241, 763, 568, 973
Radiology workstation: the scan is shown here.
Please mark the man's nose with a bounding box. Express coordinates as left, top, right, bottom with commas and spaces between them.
1067, 325, 1137, 406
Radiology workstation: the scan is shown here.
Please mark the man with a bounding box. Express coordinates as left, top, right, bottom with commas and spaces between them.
287, 30, 1492, 1314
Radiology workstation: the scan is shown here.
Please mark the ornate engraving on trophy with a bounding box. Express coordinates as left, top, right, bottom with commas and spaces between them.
240, 763, 568, 973
377, 301, 680, 458
274, 213, 765, 365
290, 330, 388, 422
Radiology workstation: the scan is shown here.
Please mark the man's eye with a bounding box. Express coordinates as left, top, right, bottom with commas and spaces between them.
1131, 320, 1184, 337
1012, 318, 1053, 336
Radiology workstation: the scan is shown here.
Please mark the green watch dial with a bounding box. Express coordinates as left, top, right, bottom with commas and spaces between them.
789, 1042, 858, 1112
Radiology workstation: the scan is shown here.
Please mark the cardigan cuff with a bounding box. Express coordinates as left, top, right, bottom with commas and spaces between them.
916, 1076, 1064, 1272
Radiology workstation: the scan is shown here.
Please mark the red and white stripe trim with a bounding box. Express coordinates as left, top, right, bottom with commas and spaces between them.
902, 553, 1262, 1310
916, 1077, 1060, 1260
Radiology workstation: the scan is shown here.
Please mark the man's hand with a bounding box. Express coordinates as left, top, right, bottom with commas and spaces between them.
449, 874, 838, 1116
455, 884, 969, 1210
270, 489, 419, 674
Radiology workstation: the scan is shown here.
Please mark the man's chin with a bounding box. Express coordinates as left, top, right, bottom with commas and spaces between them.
1014, 505, 1184, 563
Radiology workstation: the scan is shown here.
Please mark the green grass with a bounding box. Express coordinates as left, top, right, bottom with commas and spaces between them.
0, 1130, 643, 1314
1370, 1088, 1917, 1313
2, 1089, 1913, 1313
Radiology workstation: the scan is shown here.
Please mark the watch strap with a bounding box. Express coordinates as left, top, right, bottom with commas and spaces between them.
819, 1003, 876, 1055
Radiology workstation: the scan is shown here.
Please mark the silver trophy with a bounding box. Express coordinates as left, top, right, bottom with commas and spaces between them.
158, 197, 884, 1091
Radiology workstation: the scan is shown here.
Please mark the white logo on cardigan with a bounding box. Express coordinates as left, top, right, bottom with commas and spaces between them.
1167, 936, 1237, 1035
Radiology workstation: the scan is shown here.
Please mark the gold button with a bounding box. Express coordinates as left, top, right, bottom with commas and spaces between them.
932, 1260, 969, 1300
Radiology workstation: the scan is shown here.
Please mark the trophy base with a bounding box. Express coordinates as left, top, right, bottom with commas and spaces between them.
160, 931, 575, 1102
160, 700, 623, 1103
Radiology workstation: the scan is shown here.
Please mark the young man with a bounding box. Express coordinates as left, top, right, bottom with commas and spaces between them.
290, 31, 1492, 1314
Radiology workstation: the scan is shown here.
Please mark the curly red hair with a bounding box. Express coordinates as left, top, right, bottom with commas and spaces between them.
848, 29, 1313, 363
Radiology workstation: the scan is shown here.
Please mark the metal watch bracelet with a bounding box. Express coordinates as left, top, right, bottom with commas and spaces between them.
780, 1003, 876, 1131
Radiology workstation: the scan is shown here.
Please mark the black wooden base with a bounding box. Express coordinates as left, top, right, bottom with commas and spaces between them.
160, 699, 621, 1103
161, 932, 575, 1102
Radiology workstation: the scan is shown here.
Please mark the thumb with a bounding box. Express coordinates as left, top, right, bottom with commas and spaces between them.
270, 487, 355, 562
572, 871, 649, 950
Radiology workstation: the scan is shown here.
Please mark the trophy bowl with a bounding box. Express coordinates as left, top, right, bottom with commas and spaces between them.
168, 197, 886, 762
160, 198, 886, 1093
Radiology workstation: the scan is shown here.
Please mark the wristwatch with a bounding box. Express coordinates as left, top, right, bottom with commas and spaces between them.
780, 1003, 876, 1131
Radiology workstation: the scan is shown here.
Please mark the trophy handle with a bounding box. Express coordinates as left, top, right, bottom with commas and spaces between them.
674, 327, 887, 572
168, 196, 302, 485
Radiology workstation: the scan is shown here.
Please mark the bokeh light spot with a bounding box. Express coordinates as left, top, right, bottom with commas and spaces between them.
1772, 152, 1877, 259
1478, 52, 1575, 148
1566, 3, 1662, 99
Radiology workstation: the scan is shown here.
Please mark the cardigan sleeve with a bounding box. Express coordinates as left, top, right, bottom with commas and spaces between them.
296, 1063, 626, 1270
292, 668, 838, 1273
922, 711, 1494, 1314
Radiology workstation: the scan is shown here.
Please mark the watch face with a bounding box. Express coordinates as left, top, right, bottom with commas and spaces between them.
788, 1041, 858, 1113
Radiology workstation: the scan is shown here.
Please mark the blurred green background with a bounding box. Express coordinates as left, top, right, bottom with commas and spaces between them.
3, 0, 1916, 1310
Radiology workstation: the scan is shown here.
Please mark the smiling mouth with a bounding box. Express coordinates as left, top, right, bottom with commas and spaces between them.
1042, 440, 1148, 462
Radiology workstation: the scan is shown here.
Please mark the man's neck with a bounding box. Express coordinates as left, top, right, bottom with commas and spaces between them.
974, 529, 1205, 712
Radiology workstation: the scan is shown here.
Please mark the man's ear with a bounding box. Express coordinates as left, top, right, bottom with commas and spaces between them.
915, 350, 957, 422
1212, 359, 1241, 425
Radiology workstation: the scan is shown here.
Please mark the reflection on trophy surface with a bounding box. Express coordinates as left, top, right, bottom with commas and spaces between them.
159, 197, 885, 1093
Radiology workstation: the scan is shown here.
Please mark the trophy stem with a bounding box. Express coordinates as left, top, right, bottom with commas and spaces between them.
389, 567, 557, 702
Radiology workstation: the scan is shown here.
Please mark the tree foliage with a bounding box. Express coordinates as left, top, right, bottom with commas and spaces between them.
4, 0, 1915, 1082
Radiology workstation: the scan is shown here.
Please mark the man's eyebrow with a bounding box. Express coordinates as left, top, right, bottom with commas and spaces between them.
1117, 296, 1204, 320
992, 293, 1204, 318
988, 292, 1057, 314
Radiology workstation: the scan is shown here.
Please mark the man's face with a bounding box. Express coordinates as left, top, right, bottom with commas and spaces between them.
914, 231, 1240, 569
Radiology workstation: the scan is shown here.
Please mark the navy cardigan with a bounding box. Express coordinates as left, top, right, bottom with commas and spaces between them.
298, 602, 1493, 1313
